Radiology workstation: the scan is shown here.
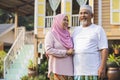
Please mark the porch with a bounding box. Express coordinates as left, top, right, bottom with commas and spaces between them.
45, 14, 80, 28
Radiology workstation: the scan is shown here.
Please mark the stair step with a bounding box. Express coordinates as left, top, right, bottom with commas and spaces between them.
5, 44, 34, 80
6, 74, 20, 80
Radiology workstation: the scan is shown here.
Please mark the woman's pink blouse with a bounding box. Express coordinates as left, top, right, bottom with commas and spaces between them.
45, 31, 74, 76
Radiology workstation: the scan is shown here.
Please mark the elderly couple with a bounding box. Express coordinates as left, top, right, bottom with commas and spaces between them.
45, 5, 108, 80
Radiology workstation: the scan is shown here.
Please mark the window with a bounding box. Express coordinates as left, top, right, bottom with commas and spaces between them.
46, 0, 61, 16
110, 0, 120, 25
72, 0, 89, 14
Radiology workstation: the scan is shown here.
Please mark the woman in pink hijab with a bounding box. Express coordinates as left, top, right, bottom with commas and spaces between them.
45, 14, 74, 80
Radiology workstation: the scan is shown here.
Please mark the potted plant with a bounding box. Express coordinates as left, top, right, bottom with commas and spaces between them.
20, 75, 29, 80
28, 59, 37, 78
112, 44, 120, 54
107, 53, 120, 80
107, 53, 120, 67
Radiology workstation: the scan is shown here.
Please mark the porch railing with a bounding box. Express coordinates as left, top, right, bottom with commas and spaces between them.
45, 16, 54, 28
72, 14, 80, 26
45, 14, 80, 28
4, 27, 25, 78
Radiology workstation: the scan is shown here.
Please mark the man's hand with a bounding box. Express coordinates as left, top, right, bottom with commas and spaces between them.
98, 65, 106, 79
66, 49, 74, 55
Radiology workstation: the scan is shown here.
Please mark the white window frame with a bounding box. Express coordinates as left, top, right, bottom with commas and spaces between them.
110, 0, 120, 25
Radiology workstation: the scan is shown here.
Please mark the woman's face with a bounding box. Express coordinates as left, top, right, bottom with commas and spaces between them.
62, 16, 69, 30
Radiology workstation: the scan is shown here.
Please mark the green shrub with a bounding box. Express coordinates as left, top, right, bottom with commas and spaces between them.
112, 44, 120, 49
21, 54, 49, 80
28, 59, 36, 70
0, 50, 6, 78
38, 54, 48, 80
107, 53, 120, 67
21, 75, 48, 80
21, 75, 29, 80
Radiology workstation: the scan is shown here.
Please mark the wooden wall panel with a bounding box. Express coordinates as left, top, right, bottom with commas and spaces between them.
94, 0, 98, 24
102, 0, 120, 39
102, 0, 110, 28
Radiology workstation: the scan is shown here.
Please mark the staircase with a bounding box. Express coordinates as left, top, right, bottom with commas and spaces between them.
5, 44, 34, 80
3, 27, 34, 80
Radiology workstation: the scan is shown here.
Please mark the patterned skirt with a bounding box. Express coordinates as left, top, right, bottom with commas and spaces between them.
49, 72, 73, 80
74, 75, 101, 80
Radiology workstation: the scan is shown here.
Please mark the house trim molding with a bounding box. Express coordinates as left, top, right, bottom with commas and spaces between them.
98, 0, 102, 26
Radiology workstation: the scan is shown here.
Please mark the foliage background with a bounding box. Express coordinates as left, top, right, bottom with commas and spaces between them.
0, 9, 34, 31
0, 51, 6, 78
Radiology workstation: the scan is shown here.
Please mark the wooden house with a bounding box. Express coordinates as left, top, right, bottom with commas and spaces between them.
34, 0, 120, 52
0, 0, 119, 66
0, 0, 119, 79
1, 0, 120, 61
35, 0, 120, 38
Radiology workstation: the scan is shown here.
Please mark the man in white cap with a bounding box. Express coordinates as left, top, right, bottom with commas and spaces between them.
72, 5, 108, 80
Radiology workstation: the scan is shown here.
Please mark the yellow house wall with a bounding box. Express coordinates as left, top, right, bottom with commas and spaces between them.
37, 0, 45, 43
59, 0, 72, 26
34, 0, 45, 60
38, 0, 44, 2
66, 2, 71, 13
37, 0, 46, 28
37, 0, 72, 40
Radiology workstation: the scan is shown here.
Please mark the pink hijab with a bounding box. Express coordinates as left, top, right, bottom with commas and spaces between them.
51, 14, 73, 49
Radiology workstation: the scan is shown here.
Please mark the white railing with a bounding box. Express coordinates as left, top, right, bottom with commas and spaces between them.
4, 27, 25, 78
72, 14, 80, 26
45, 16, 54, 28
45, 14, 80, 28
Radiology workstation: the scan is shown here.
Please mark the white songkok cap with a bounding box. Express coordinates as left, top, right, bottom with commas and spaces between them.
80, 5, 92, 13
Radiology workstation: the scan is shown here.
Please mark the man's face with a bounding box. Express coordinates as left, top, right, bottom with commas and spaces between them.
79, 9, 92, 26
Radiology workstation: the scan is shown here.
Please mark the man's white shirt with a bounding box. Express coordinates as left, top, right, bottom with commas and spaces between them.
72, 24, 108, 75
